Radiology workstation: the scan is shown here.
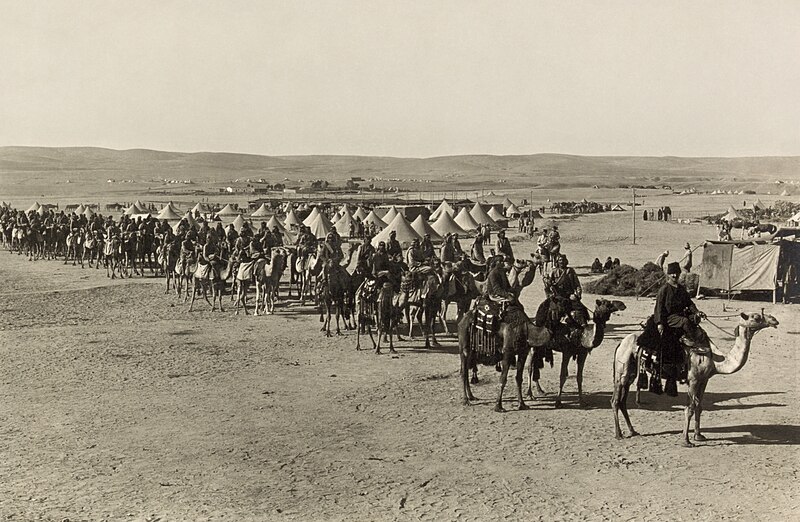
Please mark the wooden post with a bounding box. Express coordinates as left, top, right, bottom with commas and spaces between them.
632, 188, 636, 245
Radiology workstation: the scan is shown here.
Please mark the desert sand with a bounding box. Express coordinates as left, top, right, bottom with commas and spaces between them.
1, 189, 798, 521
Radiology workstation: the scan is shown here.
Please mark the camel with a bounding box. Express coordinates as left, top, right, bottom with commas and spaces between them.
189, 256, 232, 312
373, 281, 398, 354
318, 257, 353, 336
255, 249, 287, 315
611, 311, 779, 446
458, 307, 552, 412
234, 255, 259, 315
64, 228, 84, 267
104, 235, 124, 279
526, 299, 627, 408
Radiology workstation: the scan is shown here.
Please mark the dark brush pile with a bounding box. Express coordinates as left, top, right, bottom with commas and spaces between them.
585, 262, 665, 297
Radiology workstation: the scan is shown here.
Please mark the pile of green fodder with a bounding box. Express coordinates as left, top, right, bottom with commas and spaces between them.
585, 262, 665, 297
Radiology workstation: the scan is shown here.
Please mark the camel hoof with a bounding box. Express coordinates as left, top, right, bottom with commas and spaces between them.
628, 430, 640, 438
494, 404, 506, 413
681, 440, 694, 448
462, 399, 471, 406
615, 433, 624, 440
518, 402, 530, 411
470, 377, 479, 385
554, 401, 564, 409
693, 434, 707, 442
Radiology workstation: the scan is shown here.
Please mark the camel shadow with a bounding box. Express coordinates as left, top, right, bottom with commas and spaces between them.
642, 424, 800, 445
583, 390, 785, 413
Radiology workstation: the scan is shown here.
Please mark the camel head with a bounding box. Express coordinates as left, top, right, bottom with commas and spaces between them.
592, 298, 627, 324
738, 311, 779, 334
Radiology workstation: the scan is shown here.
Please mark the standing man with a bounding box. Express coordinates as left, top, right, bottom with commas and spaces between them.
680, 243, 693, 273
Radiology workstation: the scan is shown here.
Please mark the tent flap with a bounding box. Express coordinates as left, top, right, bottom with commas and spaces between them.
700, 242, 781, 292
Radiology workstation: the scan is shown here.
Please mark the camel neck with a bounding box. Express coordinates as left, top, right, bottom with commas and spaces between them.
713, 326, 753, 375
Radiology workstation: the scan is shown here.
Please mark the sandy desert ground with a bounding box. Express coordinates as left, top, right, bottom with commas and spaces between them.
1, 199, 798, 521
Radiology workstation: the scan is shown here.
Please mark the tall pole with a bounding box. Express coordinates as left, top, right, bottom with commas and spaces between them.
632, 187, 636, 245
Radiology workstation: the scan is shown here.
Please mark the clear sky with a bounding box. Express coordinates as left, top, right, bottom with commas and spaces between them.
1, 1, 798, 157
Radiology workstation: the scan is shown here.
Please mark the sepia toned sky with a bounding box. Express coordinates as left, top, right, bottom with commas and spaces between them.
1, 1, 798, 157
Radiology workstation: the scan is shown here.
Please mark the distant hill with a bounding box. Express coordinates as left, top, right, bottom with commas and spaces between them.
1, 147, 798, 191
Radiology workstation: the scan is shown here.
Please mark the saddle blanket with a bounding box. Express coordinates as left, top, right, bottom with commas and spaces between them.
194, 263, 212, 280
237, 260, 256, 281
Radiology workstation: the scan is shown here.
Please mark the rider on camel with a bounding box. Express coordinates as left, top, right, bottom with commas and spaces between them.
421, 233, 435, 261
534, 253, 587, 330
655, 262, 707, 349
386, 230, 402, 260
485, 255, 515, 306
494, 229, 513, 262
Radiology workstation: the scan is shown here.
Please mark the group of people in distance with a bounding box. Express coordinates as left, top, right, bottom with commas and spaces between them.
590, 256, 621, 274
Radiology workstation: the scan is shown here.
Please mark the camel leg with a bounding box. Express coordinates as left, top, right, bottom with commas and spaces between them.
460, 349, 475, 405
189, 280, 198, 312
576, 351, 588, 408
216, 282, 225, 312
693, 380, 709, 442
470, 364, 478, 385
335, 300, 342, 336
494, 354, 510, 412
682, 379, 701, 447
203, 282, 213, 309
516, 351, 530, 411
324, 301, 332, 337
555, 354, 570, 408
254, 282, 262, 316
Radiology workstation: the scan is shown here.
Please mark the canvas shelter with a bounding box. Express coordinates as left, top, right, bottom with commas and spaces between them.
469, 203, 499, 228
363, 210, 387, 229
216, 203, 239, 218
73, 204, 86, 215
501, 197, 514, 209
753, 199, 767, 210
332, 210, 356, 237
410, 215, 443, 243
250, 203, 271, 218
26, 202, 41, 213
302, 206, 321, 227
610, 204, 626, 211
431, 210, 467, 237
191, 202, 211, 215
331, 211, 342, 224
380, 206, 399, 224
454, 207, 479, 231
789, 211, 800, 226
308, 212, 334, 239
698, 238, 800, 302
83, 207, 96, 218
371, 214, 422, 247
266, 215, 285, 231
487, 206, 506, 222
429, 199, 456, 221
231, 214, 246, 233
157, 204, 182, 221
284, 208, 302, 227
353, 206, 368, 221
504, 203, 521, 217
721, 206, 743, 222
124, 202, 147, 216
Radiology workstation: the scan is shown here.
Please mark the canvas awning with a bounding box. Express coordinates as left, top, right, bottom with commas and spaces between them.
698, 241, 798, 293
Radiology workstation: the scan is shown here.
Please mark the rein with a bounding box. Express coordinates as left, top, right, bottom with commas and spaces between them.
703, 317, 738, 338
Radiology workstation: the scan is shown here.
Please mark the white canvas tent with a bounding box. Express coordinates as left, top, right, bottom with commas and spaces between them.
454, 207, 479, 231
410, 215, 443, 243
266, 215, 285, 231
216, 203, 239, 218
308, 212, 334, 239
380, 206, 399, 224
431, 210, 467, 237
469, 203, 499, 228
26, 202, 41, 213
505, 203, 522, 217
721, 206, 743, 222
157, 204, 183, 221
363, 210, 387, 229
487, 206, 506, 222
353, 206, 368, 221
429, 199, 455, 220
332, 210, 356, 237
284, 208, 302, 227
371, 214, 422, 247
302, 207, 321, 227
250, 203, 271, 217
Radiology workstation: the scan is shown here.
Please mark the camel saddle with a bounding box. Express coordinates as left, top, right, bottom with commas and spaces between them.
636, 315, 711, 390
